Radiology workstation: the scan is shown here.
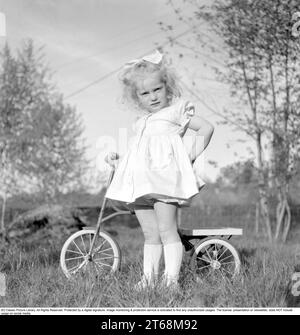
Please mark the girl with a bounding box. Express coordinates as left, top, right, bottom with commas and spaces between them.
105, 50, 214, 291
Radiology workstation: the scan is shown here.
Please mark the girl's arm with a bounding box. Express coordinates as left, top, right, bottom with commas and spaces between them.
187, 114, 214, 163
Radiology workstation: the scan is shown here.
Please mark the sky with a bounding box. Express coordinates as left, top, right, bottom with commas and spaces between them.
0, 0, 253, 187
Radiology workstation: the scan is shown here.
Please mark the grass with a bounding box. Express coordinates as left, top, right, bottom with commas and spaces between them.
0, 220, 299, 308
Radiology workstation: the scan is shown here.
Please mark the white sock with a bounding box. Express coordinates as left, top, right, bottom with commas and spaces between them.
143, 243, 163, 283
163, 241, 183, 286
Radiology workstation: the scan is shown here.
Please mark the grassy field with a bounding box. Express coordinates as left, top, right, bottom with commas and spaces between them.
1, 214, 299, 308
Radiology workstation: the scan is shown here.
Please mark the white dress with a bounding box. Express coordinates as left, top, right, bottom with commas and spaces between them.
105, 98, 205, 208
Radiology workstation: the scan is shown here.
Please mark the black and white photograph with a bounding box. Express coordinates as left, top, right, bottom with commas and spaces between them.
0, 0, 300, 315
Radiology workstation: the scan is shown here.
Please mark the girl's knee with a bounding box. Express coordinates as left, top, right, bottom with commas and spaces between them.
159, 226, 180, 244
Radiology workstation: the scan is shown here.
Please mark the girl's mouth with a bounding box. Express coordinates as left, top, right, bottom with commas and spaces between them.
151, 102, 160, 107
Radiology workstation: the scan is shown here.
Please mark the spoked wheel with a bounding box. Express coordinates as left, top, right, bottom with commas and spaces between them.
60, 229, 121, 279
190, 237, 241, 281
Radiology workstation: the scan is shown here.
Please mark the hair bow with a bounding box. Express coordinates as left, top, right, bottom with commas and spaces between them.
123, 49, 163, 69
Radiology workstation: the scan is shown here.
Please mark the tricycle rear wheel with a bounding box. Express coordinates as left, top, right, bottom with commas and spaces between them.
190, 237, 241, 280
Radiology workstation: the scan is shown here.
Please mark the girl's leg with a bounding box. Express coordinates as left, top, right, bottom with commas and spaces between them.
134, 206, 162, 287
153, 201, 183, 287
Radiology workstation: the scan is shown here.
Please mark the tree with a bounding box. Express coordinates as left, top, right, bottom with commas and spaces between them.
0, 43, 24, 238
164, 0, 300, 242
217, 159, 258, 188
17, 95, 88, 201
0, 39, 88, 239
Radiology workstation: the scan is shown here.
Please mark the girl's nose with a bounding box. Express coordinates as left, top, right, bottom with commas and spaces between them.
150, 92, 158, 101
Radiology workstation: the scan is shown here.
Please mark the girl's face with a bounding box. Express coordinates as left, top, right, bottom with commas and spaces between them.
135, 72, 169, 113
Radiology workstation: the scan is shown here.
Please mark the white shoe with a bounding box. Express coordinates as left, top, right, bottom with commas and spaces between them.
134, 275, 155, 291
159, 275, 181, 293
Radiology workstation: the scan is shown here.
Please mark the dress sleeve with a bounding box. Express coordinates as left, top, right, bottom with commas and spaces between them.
175, 99, 195, 129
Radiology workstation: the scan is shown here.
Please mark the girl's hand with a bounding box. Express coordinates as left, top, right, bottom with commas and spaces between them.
185, 101, 195, 114
105, 152, 120, 168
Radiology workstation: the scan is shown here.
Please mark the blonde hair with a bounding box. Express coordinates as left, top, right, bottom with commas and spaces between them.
119, 57, 182, 113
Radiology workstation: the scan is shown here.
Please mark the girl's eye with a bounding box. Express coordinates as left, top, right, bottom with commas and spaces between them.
154, 87, 162, 92
140, 92, 149, 96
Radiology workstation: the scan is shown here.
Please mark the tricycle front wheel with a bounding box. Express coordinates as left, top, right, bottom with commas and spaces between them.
60, 229, 121, 279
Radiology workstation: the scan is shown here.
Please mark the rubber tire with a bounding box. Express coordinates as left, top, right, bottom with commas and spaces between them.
60, 229, 121, 279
